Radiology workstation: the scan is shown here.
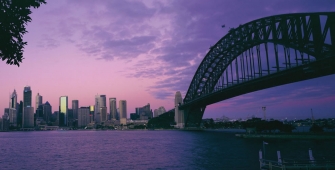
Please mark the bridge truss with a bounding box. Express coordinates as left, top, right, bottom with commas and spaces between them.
181, 12, 335, 127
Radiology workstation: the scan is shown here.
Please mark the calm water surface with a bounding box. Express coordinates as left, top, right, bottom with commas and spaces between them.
0, 130, 334, 169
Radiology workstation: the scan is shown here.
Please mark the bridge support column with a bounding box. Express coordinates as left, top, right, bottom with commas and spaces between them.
184, 106, 206, 128
174, 91, 206, 129
174, 91, 185, 128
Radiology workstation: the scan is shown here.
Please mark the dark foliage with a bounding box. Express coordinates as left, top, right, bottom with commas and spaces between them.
309, 124, 324, 133
147, 111, 175, 129
0, 0, 46, 66
241, 118, 295, 133
279, 124, 295, 133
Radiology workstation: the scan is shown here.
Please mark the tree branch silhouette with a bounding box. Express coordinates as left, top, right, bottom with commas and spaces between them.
0, 0, 46, 66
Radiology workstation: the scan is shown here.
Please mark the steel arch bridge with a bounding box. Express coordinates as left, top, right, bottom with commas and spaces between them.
179, 12, 335, 128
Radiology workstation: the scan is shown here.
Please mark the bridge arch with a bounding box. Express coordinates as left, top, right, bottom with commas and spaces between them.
179, 12, 335, 128
184, 12, 335, 105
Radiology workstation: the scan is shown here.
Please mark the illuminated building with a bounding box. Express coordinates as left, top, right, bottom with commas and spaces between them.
59, 96, 68, 126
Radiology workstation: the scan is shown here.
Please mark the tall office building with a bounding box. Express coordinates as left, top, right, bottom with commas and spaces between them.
23, 86, 32, 127
174, 91, 184, 128
23, 86, 32, 107
43, 101, 52, 123
35, 93, 42, 113
94, 95, 106, 123
9, 89, 18, 126
119, 100, 127, 119
72, 100, 79, 120
23, 106, 34, 128
17, 101, 23, 128
78, 107, 90, 128
89, 105, 94, 123
59, 96, 68, 126
109, 98, 117, 120
100, 107, 107, 122
9, 89, 17, 109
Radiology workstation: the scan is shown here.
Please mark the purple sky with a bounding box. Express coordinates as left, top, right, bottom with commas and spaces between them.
1, 0, 335, 120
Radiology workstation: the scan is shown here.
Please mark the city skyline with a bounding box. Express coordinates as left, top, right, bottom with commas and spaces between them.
1, 1, 335, 120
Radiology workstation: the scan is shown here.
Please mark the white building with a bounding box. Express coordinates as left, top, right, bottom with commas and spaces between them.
174, 91, 184, 128
35, 93, 43, 113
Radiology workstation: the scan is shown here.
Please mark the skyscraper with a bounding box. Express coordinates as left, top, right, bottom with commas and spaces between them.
119, 100, 127, 125
100, 107, 107, 122
59, 96, 68, 126
9, 89, 18, 126
89, 105, 94, 123
94, 94, 106, 123
23, 106, 34, 128
43, 101, 52, 123
72, 100, 79, 120
23, 86, 32, 107
23, 86, 32, 128
17, 101, 23, 128
109, 98, 117, 120
35, 93, 42, 113
9, 89, 17, 109
78, 107, 90, 128
119, 100, 127, 119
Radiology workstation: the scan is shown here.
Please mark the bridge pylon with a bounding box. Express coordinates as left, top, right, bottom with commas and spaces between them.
174, 91, 185, 128
175, 91, 206, 129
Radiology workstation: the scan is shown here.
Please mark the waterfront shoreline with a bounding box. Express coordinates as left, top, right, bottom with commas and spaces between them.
235, 133, 335, 139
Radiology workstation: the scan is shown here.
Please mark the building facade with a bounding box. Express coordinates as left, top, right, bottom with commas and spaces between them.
23, 86, 32, 107
100, 106, 107, 122
72, 100, 79, 120
119, 100, 127, 119
35, 93, 42, 113
59, 96, 68, 126
78, 107, 90, 128
94, 95, 106, 123
23, 86, 32, 127
89, 105, 94, 123
43, 101, 52, 123
137, 103, 153, 120
9, 89, 18, 126
109, 98, 117, 120
23, 106, 34, 128
10, 89, 17, 109
157, 106, 166, 116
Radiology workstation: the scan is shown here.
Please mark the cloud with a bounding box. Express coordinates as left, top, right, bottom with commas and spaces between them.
37, 34, 60, 49
32, 0, 335, 104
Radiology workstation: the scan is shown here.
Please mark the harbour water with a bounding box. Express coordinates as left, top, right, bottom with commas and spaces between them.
0, 130, 334, 169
